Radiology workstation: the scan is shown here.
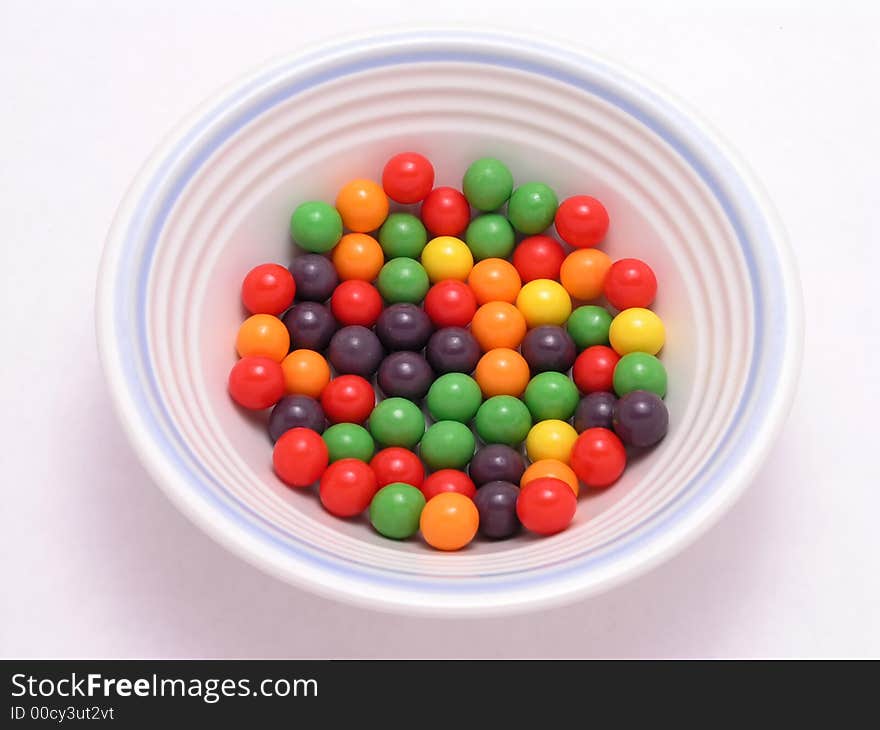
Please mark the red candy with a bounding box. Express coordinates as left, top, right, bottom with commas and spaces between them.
424, 280, 478, 328
516, 477, 577, 535
512, 235, 566, 283
603, 258, 658, 310
421, 469, 476, 501
320, 375, 375, 424
554, 195, 609, 248
241, 263, 296, 315
573, 345, 620, 393
570, 428, 626, 489
370, 447, 425, 489
330, 280, 383, 327
228, 356, 285, 410
382, 152, 435, 204
273, 427, 329, 488
319, 458, 378, 517
420, 186, 470, 236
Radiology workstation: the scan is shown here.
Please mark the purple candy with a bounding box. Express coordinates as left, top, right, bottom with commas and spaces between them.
375, 303, 434, 351
520, 325, 577, 373
282, 301, 337, 351
574, 391, 617, 432
377, 351, 434, 401
612, 390, 668, 447
425, 327, 481, 374
469, 444, 526, 486
327, 325, 384, 377
473, 481, 521, 539
268, 395, 326, 442
290, 254, 338, 302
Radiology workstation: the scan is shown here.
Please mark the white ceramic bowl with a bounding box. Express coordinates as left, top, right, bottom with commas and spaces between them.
96, 30, 802, 616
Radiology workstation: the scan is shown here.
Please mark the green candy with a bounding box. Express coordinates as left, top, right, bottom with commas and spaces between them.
419, 421, 475, 470
523, 372, 580, 421
377, 257, 430, 304
368, 397, 425, 448
613, 352, 668, 398
465, 214, 516, 260
507, 182, 558, 234
290, 201, 343, 253
425, 373, 482, 423
462, 158, 514, 212
474, 396, 532, 447
378, 213, 428, 259
567, 305, 613, 349
322, 423, 375, 463
369, 483, 426, 540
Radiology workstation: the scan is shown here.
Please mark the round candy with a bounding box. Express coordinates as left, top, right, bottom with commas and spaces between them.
327, 326, 384, 378
516, 279, 572, 328
330, 280, 383, 327
567, 305, 612, 349
573, 345, 620, 393
420, 236, 474, 282
377, 351, 434, 401
468, 444, 526, 486
609, 307, 665, 356
420, 492, 479, 551
320, 374, 375, 424
521, 459, 579, 496
513, 235, 566, 283
467, 258, 521, 305
554, 195, 609, 248
570, 427, 626, 489
290, 201, 343, 253
375, 303, 433, 351
474, 481, 520, 539
424, 280, 477, 328
613, 352, 667, 398
419, 421, 475, 471
613, 390, 669, 447
280, 349, 330, 398
421, 469, 476, 501
289, 254, 338, 302
574, 392, 617, 432
474, 348, 530, 398
281, 301, 337, 351
377, 257, 430, 304
523, 372, 580, 421
426, 373, 482, 423
425, 327, 481, 374
322, 422, 375, 463
464, 214, 515, 260
228, 356, 285, 410
525, 419, 579, 464
370, 447, 425, 489
368, 397, 425, 448
319, 458, 378, 518
559, 248, 612, 300
462, 157, 513, 211
236, 314, 290, 362
369, 482, 426, 540
604, 258, 657, 310
335, 178, 389, 232
241, 263, 296, 315
331, 233, 385, 281
470, 302, 527, 352
520, 325, 577, 373
273, 427, 329, 488
475, 396, 532, 447
268, 395, 326, 442
516, 477, 577, 535
420, 187, 470, 237
378, 212, 428, 259
508, 182, 558, 234
382, 152, 434, 204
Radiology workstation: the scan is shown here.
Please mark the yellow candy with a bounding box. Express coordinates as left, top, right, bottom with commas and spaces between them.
609, 307, 665, 355
515, 279, 572, 328
420, 236, 474, 282
525, 420, 579, 464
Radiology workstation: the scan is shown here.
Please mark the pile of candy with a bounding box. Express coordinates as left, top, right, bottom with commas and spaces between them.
228, 153, 668, 550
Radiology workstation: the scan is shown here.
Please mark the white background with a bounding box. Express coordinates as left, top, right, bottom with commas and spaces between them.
1, 0, 878, 658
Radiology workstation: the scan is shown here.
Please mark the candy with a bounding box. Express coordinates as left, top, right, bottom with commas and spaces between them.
420, 236, 474, 283
520, 325, 576, 373
525, 419, 579, 464
377, 351, 434, 401
570, 427, 626, 489
473, 481, 521, 539
567, 305, 612, 349
474, 348, 530, 398
369, 483, 426, 539
290, 201, 343, 253
465, 214, 515, 260
462, 157, 513, 212
559, 248, 612, 300
368, 397, 425, 448
516, 477, 577, 535
375, 302, 434, 351
515, 279, 572, 328
612, 352, 667, 398
425, 327, 481, 374
281, 301, 337, 351
236, 314, 290, 362
468, 444, 526, 486
424, 280, 477, 328
609, 307, 665, 356
370, 447, 425, 489
574, 392, 616, 432
268, 394, 326, 442
425, 372, 482, 423
420, 421, 475, 470
523, 372, 580, 421
377, 257, 430, 304
467, 258, 521, 305
382, 152, 434, 204
554, 195, 609, 248
330, 280, 383, 327
474, 396, 532, 447
273, 427, 329, 488
420, 493, 479, 551
327, 326, 384, 378
420, 187, 470, 237
335, 178, 389, 233
319, 458, 378, 518
512, 235, 565, 282
290, 254, 339, 302
573, 345, 620, 393
378, 212, 428, 259
603, 258, 657, 310
241, 263, 296, 315
320, 374, 375, 424
508, 182, 558, 234
421, 470, 477, 500
520, 459, 579, 496
322, 422, 376, 462
612, 390, 668, 447
470, 302, 527, 352
280, 349, 330, 398
331, 233, 385, 281
228, 356, 285, 410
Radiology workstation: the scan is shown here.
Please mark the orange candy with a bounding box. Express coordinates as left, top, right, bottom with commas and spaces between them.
474, 348, 530, 397
467, 258, 522, 305
419, 492, 479, 551
559, 248, 612, 301
521, 458, 580, 496
332, 233, 385, 281
471, 302, 527, 351
281, 349, 331, 398
335, 179, 389, 232
235, 314, 290, 362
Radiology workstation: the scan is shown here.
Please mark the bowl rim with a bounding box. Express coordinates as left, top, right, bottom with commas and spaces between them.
96, 29, 803, 616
